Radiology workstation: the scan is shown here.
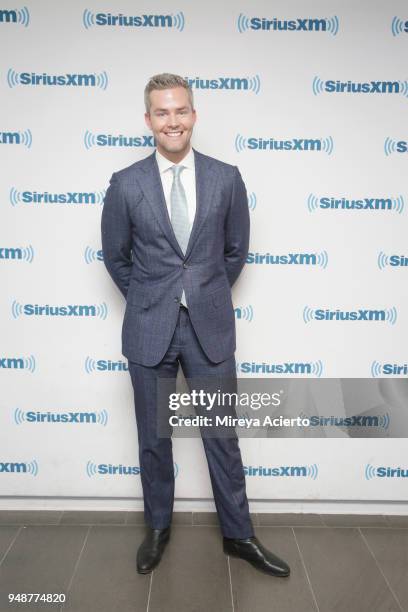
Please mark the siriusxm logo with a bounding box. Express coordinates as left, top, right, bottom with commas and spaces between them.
0, 245, 34, 262
84, 131, 155, 149
84, 246, 103, 264
371, 361, 408, 377
12, 301, 108, 320
384, 138, 408, 156
235, 134, 333, 155
244, 464, 318, 479
234, 305, 254, 322
0, 355, 35, 372
313, 77, 408, 97
303, 306, 397, 325
0, 7, 29, 26
365, 464, 408, 479
10, 188, 105, 206
85, 357, 128, 373
237, 360, 323, 376
0, 129, 32, 147
7, 69, 108, 89
300, 412, 390, 430
391, 17, 408, 36
83, 10, 184, 31
184, 76, 260, 94
246, 251, 328, 268
307, 194, 404, 214
237, 14, 338, 35
0, 459, 38, 475
247, 193, 256, 211
14, 408, 108, 426
378, 252, 408, 269
86, 461, 179, 477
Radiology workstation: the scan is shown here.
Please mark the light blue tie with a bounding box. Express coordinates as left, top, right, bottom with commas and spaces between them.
170, 165, 191, 254
170, 165, 191, 306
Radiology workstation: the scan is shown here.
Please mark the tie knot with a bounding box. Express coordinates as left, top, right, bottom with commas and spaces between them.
171, 164, 185, 178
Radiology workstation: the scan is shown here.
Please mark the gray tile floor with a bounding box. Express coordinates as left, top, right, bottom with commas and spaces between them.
0, 511, 407, 612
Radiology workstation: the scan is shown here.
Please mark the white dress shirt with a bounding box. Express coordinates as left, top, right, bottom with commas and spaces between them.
155, 147, 196, 226
156, 147, 196, 307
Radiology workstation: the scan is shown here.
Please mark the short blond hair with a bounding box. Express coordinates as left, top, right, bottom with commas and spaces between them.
144, 73, 194, 112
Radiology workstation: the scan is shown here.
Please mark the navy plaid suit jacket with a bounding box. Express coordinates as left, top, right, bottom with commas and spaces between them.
101, 148, 250, 366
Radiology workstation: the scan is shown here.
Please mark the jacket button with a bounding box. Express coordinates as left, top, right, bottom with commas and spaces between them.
183, 263, 188, 269
174, 297, 180, 303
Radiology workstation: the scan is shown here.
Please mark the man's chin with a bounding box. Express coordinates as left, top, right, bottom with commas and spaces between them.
159, 141, 190, 155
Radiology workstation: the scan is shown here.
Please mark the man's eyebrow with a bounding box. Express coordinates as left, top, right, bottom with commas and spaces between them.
153, 106, 189, 112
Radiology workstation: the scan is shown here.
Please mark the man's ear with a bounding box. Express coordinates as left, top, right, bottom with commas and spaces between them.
144, 112, 152, 129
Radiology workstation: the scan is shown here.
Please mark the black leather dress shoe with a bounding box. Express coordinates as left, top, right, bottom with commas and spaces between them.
137, 526, 171, 574
223, 536, 290, 577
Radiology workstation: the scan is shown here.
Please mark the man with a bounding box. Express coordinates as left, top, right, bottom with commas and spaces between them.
101, 73, 290, 577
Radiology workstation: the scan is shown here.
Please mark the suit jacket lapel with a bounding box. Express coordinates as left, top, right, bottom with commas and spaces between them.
136, 152, 184, 258
184, 148, 218, 259
135, 148, 218, 260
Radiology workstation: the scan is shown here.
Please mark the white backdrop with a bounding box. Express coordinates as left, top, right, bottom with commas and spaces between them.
1, 0, 407, 509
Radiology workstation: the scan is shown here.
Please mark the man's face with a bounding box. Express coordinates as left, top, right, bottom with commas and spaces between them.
145, 86, 196, 161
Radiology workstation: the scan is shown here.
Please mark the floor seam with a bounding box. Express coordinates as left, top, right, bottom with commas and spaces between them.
358, 527, 404, 612
60, 525, 91, 611
291, 527, 321, 612
146, 570, 153, 612
0, 525, 23, 567
226, 555, 235, 612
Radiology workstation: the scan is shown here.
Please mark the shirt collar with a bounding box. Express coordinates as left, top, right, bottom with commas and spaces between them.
155, 147, 195, 174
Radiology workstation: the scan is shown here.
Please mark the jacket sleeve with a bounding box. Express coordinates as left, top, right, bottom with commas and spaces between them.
224, 166, 250, 287
101, 172, 132, 299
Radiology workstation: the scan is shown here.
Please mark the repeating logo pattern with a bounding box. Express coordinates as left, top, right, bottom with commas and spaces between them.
237, 360, 323, 376
14, 408, 109, 426
365, 464, 408, 479
384, 137, 407, 156
7, 69, 108, 89
10, 188, 105, 206
235, 134, 334, 154
391, 17, 408, 37
84, 357, 128, 373
247, 192, 256, 211
244, 464, 319, 479
85, 461, 179, 477
11, 301, 108, 319
184, 75, 261, 94
82, 9, 185, 31
307, 193, 404, 214
0, 7, 30, 26
377, 251, 408, 269
237, 14, 338, 35
0, 355, 36, 372
300, 412, 390, 430
303, 306, 398, 325
0, 129, 32, 147
246, 251, 328, 268
84, 130, 155, 149
234, 304, 254, 322
313, 77, 408, 96
84, 246, 103, 264
0, 460, 38, 475
371, 361, 408, 377
0, 245, 34, 261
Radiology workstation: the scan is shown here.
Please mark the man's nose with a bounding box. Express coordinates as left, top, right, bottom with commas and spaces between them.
167, 114, 180, 127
